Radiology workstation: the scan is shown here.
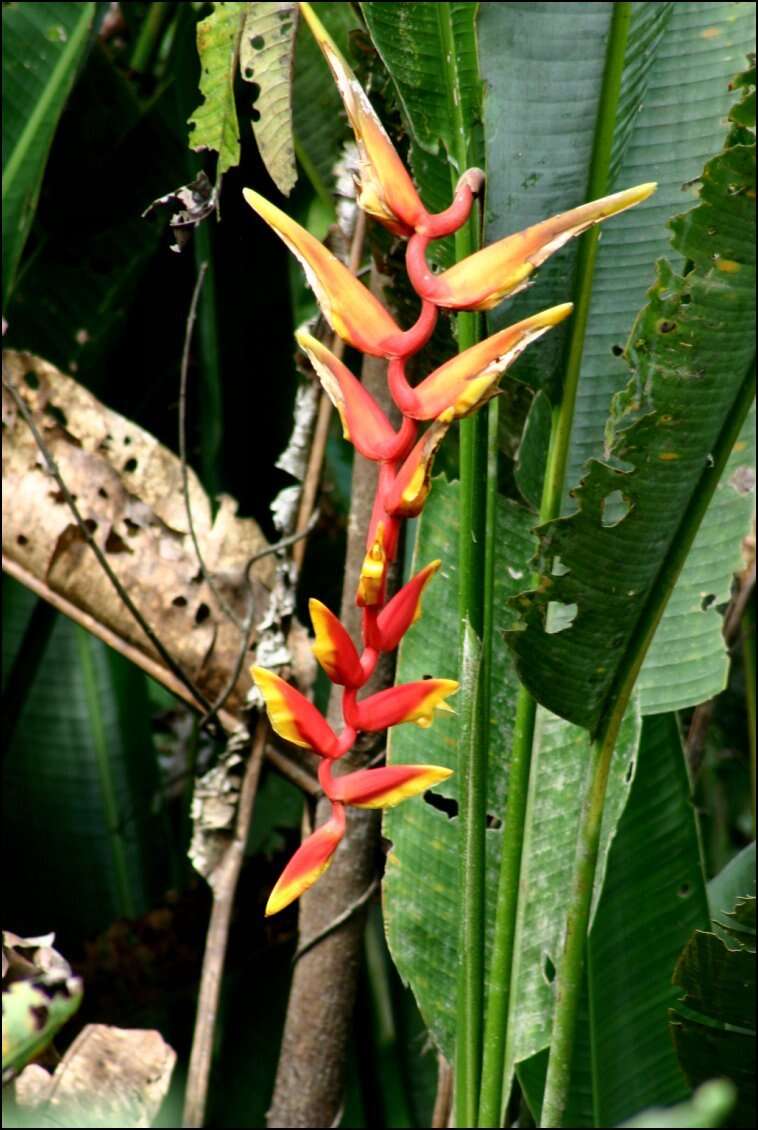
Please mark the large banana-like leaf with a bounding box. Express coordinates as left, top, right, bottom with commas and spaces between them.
505, 63, 756, 733
2, 1, 95, 304
518, 714, 710, 1125
383, 480, 640, 1064
481, 2, 756, 717
2, 578, 169, 939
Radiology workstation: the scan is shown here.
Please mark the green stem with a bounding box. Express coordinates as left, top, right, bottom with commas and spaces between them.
130, 2, 174, 75
478, 8, 634, 1124
540, 363, 756, 1127
434, 2, 489, 1122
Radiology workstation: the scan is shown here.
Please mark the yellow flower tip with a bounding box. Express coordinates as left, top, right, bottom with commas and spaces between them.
534, 302, 574, 327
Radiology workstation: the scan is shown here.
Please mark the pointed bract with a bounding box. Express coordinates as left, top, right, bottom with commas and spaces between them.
251, 666, 340, 758
299, 2, 426, 235
403, 305, 573, 421
243, 188, 401, 355
296, 330, 398, 460
309, 598, 365, 687
327, 764, 453, 808
371, 560, 441, 652
265, 806, 346, 916
384, 419, 450, 518
352, 679, 459, 731
418, 183, 657, 311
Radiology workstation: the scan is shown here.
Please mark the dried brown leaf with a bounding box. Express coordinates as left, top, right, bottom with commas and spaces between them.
2, 350, 274, 717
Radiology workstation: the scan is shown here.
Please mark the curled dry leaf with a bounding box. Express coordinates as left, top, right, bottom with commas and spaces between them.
14, 1024, 176, 1128
2, 350, 274, 718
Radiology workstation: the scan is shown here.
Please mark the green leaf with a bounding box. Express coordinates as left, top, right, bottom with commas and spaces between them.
2, 973, 83, 1083
2, 578, 170, 939
545, 714, 710, 1126
382, 479, 640, 1064
188, 1, 246, 176
619, 1080, 736, 1129
240, 2, 298, 196
505, 65, 756, 733
708, 842, 757, 942
291, 1, 361, 202
670, 896, 756, 1128
361, 2, 481, 161
480, 3, 756, 717
2, 1, 96, 304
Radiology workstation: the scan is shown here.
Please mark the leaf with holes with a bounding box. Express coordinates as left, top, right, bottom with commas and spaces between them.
480, 3, 756, 716
240, 3, 298, 196
188, 2, 246, 176
2, 972, 83, 1083
670, 895, 756, 1128
505, 64, 756, 733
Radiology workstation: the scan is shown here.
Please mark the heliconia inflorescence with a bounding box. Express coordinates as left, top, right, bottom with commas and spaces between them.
247, 2, 656, 917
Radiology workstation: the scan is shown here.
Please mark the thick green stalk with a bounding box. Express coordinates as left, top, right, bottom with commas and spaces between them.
432, 2, 489, 1123
540, 364, 756, 1127
477, 7, 635, 1125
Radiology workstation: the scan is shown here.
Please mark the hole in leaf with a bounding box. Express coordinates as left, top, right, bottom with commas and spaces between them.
195, 602, 211, 625
123, 457, 138, 473
486, 813, 502, 830
172, 595, 188, 608
17, 534, 28, 546
678, 881, 692, 898
98, 487, 109, 499
30, 1004, 49, 1030
601, 490, 632, 528
44, 403, 67, 427
250, 34, 264, 48
23, 371, 40, 389
701, 593, 716, 611
611, 344, 624, 357
681, 293, 691, 304
105, 530, 132, 554
124, 518, 140, 536
543, 954, 556, 985
84, 519, 98, 534
423, 791, 458, 819
244, 66, 253, 79
123, 435, 132, 446
545, 602, 577, 635
625, 760, 635, 784
658, 320, 677, 334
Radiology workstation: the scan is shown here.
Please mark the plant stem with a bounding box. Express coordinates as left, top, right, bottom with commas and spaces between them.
540, 363, 756, 1127
478, 8, 634, 1124
432, 2, 489, 1122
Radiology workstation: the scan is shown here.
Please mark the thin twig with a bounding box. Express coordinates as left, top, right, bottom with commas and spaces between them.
2, 554, 319, 795
292, 210, 367, 574
292, 877, 379, 966
3, 373, 212, 713
724, 561, 755, 646
179, 261, 245, 632
686, 561, 756, 777
198, 516, 319, 730
432, 1055, 453, 1130
182, 716, 269, 1129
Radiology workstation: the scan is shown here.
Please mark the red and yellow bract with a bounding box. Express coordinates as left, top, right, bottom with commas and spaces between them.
247, 2, 656, 917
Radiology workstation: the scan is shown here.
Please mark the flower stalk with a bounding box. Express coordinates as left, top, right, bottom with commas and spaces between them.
246, 3, 655, 1117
